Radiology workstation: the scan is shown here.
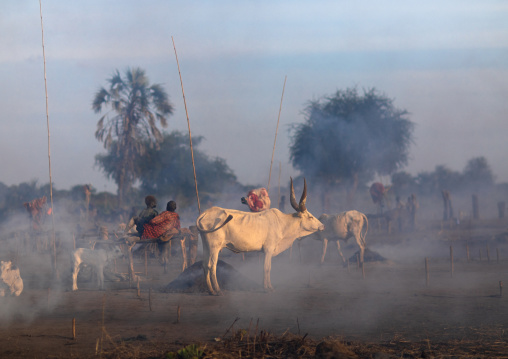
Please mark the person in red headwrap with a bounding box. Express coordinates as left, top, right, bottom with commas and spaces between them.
141, 200, 181, 240
241, 188, 271, 212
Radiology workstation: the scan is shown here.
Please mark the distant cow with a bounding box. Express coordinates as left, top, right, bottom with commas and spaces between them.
0, 261, 23, 297
300, 210, 368, 264
71, 245, 124, 291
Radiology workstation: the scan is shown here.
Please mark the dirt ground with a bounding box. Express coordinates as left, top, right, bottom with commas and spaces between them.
1, 218, 508, 358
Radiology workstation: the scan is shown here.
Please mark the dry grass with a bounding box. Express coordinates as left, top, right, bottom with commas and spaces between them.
96, 325, 508, 359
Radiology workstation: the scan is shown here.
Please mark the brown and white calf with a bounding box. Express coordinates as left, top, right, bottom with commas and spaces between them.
300, 210, 369, 264
0, 261, 23, 297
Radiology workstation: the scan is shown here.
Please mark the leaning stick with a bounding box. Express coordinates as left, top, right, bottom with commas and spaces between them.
100, 294, 105, 356
267, 76, 287, 193
72, 318, 76, 340
277, 161, 281, 209
39, 0, 57, 278
144, 249, 148, 276
172, 37, 201, 214
450, 246, 454, 278
425, 257, 429, 287
253, 318, 259, 355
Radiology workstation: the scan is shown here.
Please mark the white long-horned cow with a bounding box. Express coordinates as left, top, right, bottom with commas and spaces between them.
0, 261, 23, 297
197, 178, 324, 295
71, 245, 124, 291
300, 210, 368, 264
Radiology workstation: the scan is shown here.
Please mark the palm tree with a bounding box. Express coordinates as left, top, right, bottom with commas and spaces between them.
92, 67, 173, 207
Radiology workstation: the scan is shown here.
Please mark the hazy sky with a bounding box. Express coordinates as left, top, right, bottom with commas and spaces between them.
1, 1, 507, 193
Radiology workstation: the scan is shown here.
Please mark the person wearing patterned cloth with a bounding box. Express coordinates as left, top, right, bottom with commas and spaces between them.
141, 200, 181, 240
241, 187, 271, 212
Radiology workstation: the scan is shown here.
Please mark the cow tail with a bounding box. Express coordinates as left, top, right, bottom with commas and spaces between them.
361, 213, 368, 246
197, 215, 233, 233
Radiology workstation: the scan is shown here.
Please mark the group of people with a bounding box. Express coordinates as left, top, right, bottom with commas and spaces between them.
133, 196, 181, 239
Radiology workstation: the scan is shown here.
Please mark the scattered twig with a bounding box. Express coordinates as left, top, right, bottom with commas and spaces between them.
222, 317, 240, 339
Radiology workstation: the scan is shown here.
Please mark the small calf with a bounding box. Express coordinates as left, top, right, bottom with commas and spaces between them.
71, 245, 123, 291
0, 261, 23, 297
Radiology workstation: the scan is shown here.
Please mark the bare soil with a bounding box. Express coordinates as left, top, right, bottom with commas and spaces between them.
1, 218, 507, 358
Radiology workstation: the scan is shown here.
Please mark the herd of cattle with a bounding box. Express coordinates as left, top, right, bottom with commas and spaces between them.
1, 179, 407, 297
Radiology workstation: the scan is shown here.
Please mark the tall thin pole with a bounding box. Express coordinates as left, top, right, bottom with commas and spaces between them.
277, 161, 281, 209
171, 37, 201, 214
267, 76, 286, 193
39, 0, 57, 277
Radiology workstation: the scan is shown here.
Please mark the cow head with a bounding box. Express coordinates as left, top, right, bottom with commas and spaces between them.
289, 178, 324, 233
109, 245, 125, 260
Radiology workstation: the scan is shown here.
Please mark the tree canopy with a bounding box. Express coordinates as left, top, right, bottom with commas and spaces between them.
391, 156, 495, 198
135, 131, 239, 207
289, 87, 414, 206
92, 67, 173, 207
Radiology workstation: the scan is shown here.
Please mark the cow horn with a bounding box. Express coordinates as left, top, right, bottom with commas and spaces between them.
289, 177, 299, 211
299, 178, 307, 212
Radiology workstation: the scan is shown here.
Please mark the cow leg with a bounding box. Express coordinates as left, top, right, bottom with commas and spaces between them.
320, 238, 328, 264
201, 237, 221, 295
355, 234, 365, 264
97, 265, 104, 290
335, 240, 346, 263
72, 260, 80, 291
263, 252, 274, 292
297, 240, 303, 263
208, 246, 222, 295
159, 241, 169, 273
180, 238, 187, 272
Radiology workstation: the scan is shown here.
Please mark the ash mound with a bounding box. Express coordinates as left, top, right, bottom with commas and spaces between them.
347, 247, 388, 264
162, 260, 261, 293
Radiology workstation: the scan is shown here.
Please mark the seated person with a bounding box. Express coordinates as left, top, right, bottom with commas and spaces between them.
141, 200, 181, 240
134, 195, 159, 236
241, 187, 271, 212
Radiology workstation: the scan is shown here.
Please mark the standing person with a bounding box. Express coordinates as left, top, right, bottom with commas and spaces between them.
141, 200, 181, 240
134, 195, 159, 236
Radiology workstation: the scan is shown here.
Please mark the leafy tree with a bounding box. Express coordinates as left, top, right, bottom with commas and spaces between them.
462, 156, 494, 192
92, 67, 173, 207
289, 87, 414, 209
391, 171, 417, 196
136, 131, 239, 208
